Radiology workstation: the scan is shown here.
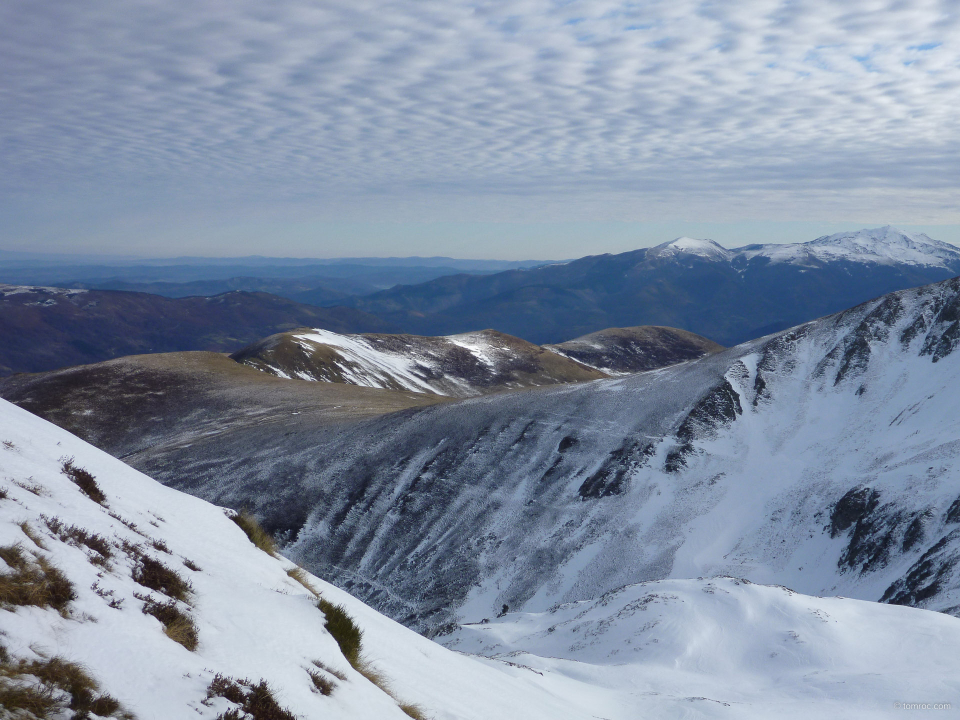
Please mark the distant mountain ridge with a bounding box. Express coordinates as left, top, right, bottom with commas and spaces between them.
346, 226, 960, 346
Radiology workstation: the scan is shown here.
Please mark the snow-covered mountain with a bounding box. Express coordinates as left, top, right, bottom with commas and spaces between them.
649, 226, 960, 270
229, 326, 720, 397
738, 226, 960, 269
101, 275, 960, 639
3, 394, 960, 718
231, 328, 606, 397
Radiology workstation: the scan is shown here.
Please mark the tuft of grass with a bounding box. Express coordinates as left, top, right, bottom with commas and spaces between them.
43, 515, 113, 561
132, 556, 192, 603
399, 703, 430, 719
2, 440, 16, 450
12, 478, 47, 496
315, 597, 430, 718
307, 668, 336, 696
0, 650, 135, 719
140, 596, 199, 651
0, 486, 7, 500
311, 659, 347, 682
317, 598, 363, 668
18, 521, 47, 550
0, 544, 75, 611
286, 566, 316, 594
206, 674, 297, 720
182, 558, 202, 572
230, 510, 277, 555
60, 457, 106, 504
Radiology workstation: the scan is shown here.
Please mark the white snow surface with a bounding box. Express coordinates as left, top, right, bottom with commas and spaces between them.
3, 399, 960, 718
653, 226, 960, 269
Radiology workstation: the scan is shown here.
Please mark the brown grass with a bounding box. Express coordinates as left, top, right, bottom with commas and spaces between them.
306, 668, 336, 696
311, 659, 347, 682
140, 596, 199, 651
206, 674, 297, 720
19, 521, 48, 549
132, 556, 192, 603
230, 510, 277, 555
60, 457, 106, 504
0, 650, 134, 719
0, 544, 75, 611
182, 557, 202, 572
12, 478, 48, 496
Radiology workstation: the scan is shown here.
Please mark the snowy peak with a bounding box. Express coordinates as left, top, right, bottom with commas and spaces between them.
742, 226, 960, 269
644, 227, 960, 271
650, 236, 733, 261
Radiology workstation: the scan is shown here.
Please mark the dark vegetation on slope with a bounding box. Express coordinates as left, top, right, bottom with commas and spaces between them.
0, 285, 393, 375
546, 325, 724, 373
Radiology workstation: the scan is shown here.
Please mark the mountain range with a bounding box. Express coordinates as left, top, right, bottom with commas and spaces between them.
346, 226, 960, 345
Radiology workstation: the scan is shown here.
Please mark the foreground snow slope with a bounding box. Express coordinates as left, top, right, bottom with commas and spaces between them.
3, 399, 960, 719
448, 577, 960, 719
0, 398, 586, 720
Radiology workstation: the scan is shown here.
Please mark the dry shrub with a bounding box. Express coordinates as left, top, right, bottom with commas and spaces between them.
109, 512, 147, 537
132, 556, 192, 602
0, 544, 75, 611
0, 651, 134, 719
230, 510, 277, 555
140, 596, 198, 651
206, 674, 297, 720
151, 539, 171, 554
42, 515, 113, 561
60, 457, 106, 504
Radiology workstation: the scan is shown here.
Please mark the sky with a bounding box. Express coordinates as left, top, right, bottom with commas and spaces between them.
2, 0, 960, 259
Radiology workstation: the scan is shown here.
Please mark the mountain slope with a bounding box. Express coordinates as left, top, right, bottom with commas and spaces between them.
0, 285, 393, 375
4, 396, 960, 719
231, 328, 605, 397
82, 276, 960, 637
0, 351, 445, 460
345, 227, 960, 345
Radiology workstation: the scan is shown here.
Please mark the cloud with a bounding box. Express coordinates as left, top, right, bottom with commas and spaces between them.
1, 0, 960, 249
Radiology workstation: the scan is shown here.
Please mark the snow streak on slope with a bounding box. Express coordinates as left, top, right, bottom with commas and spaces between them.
232, 327, 606, 397
3, 400, 960, 719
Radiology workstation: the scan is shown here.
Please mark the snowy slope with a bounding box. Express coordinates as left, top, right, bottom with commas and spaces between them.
0, 398, 588, 720
127, 275, 960, 637
448, 577, 960, 719
3, 400, 960, 719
